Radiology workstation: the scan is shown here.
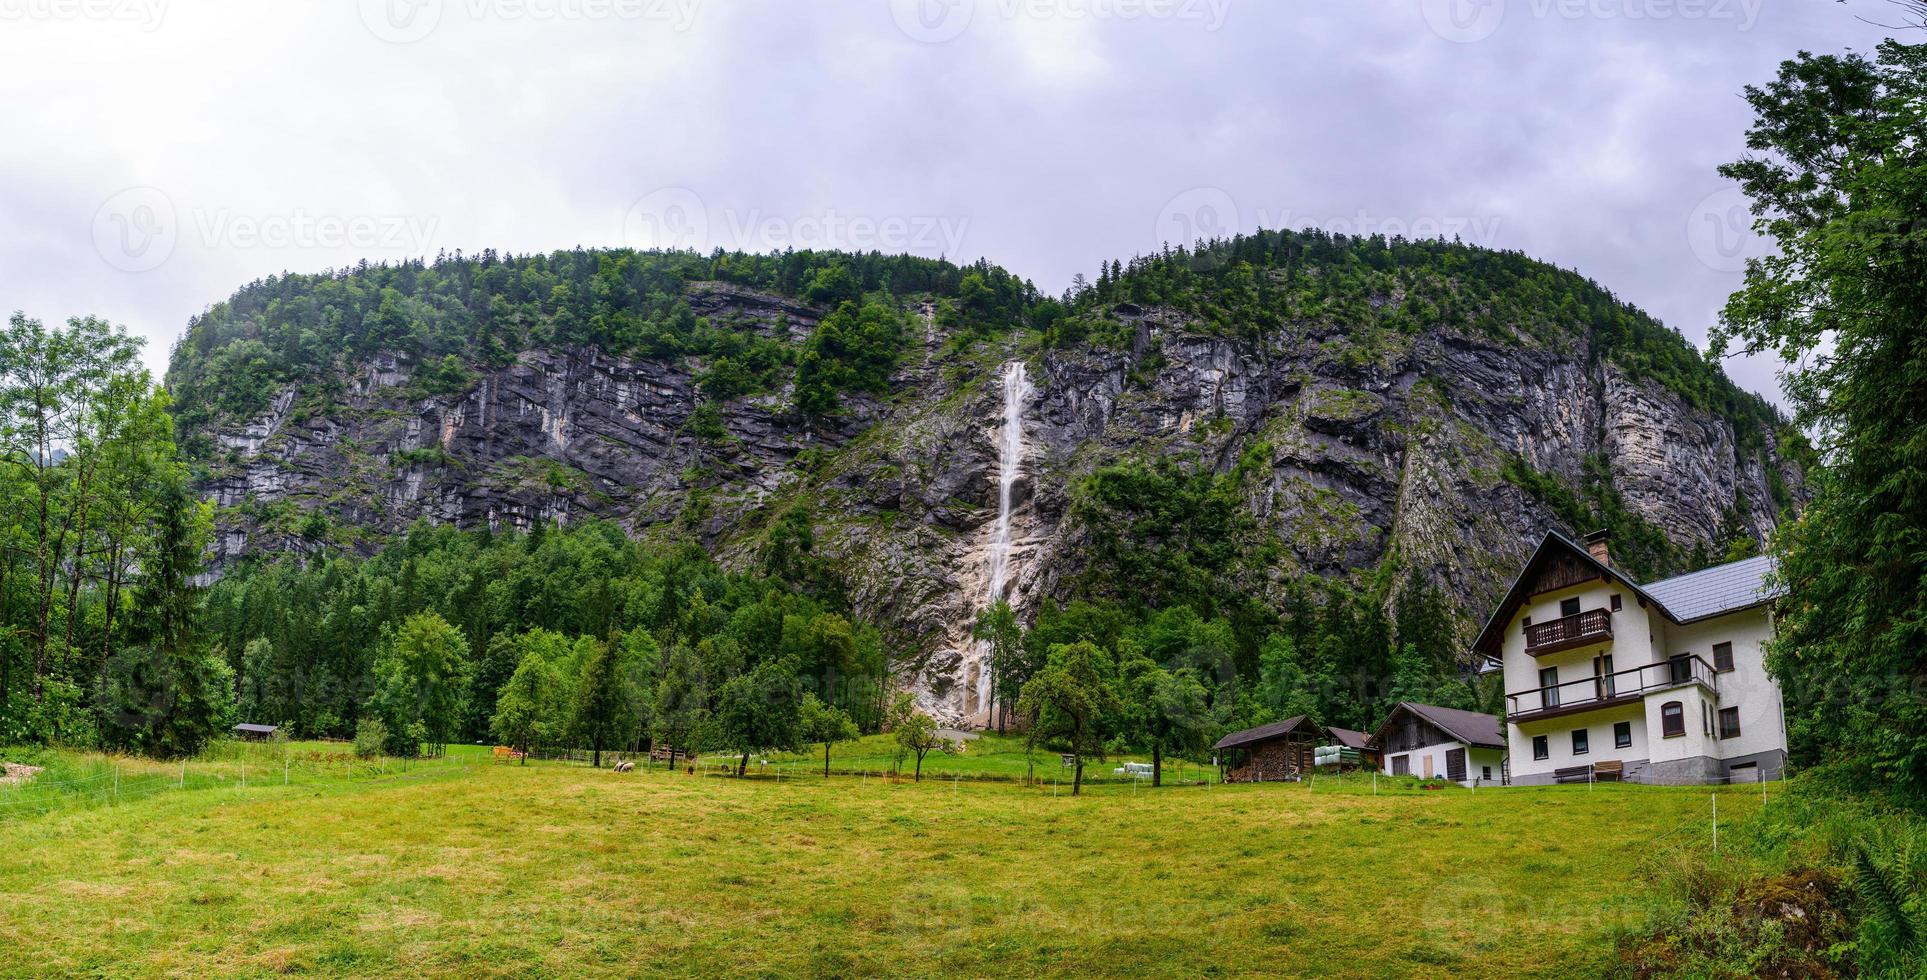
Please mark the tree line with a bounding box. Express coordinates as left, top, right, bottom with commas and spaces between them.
0, 313, 233, 754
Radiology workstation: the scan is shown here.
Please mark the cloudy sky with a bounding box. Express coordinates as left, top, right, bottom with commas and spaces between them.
0, 0, 1907, 402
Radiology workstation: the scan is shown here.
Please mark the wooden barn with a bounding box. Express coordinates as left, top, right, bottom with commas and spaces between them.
1214, 716, 1323, 783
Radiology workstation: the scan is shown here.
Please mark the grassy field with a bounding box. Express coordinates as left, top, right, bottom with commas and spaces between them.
0, 753, 1767, 978
762, 732, 1223, 785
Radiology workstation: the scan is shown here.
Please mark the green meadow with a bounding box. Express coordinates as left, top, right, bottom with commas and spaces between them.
0, 748, 1768, 978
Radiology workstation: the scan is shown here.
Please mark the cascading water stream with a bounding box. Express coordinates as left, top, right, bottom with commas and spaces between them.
975, 360, 1033, 718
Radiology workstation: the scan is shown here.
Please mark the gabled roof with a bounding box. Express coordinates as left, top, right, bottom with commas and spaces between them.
1214, 715, 1322, 751
1642, 555, 1781, 623
1325, 727, 1371, 751
233, 723, 279, 734
1370, 702, 1506, 751
1471, 530, 1780, 656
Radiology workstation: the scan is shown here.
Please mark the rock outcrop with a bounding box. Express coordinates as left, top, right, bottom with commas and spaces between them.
188, 283, 1804, 725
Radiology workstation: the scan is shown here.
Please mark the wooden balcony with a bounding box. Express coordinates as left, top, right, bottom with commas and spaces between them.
1506, 655, 1719, 723
1524, 608, 1612, 655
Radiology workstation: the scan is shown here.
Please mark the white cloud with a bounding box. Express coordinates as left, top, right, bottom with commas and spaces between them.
0, 0, 1902, 416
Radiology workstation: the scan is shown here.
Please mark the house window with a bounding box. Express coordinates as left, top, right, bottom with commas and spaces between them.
1540, 666, 1560, 708
1482, 765, 1493, 781
1661, 702, 1684, 738
1522, 616, 1532, 628
1703, 702, 1713, 736
1719, 707, 1741, 739
1610, 594, 1622, 612
1713, 642, 1734, 672
1560, 597, 1581, 617
1532, 735, 1549, 760
1571, 729, 1590, 755
1391, 755, 1410, 776
1615, 721, 1633, 749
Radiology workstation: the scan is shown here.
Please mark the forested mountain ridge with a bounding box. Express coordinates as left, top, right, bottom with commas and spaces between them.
165, 233, 1808, 724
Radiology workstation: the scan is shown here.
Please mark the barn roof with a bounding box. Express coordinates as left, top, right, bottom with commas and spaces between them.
232, 723, 279, 734
1325, 727, 1372, 750
1370, 702, 1505, 751
1213, 715, 1321, 751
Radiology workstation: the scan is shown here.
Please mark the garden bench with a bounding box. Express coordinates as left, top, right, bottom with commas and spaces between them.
1553, 761, 1622, 783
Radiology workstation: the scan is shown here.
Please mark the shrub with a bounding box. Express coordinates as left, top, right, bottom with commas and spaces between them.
353, 717, 389, 759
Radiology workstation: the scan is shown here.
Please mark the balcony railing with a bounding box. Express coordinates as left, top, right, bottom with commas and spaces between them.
1524, 608, 1612, 655
1506, 655, 1718, 722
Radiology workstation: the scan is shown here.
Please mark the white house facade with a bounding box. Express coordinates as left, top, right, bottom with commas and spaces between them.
1370, 701, 1507, 788
1475, 530, 1788, 786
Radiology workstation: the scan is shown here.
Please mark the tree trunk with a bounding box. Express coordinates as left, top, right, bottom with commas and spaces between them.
592, 737, 602, 769
738, 751, 749, 776
1073, 757, 1084, 796
1153, 742, 1162, 787
823, 742, 832, 777
914, 751, 924, 782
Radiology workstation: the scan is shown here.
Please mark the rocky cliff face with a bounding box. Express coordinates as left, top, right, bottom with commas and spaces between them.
193, 282, 1804, 725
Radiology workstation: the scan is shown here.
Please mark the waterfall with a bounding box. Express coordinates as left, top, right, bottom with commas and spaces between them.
975, 360, 1034, 718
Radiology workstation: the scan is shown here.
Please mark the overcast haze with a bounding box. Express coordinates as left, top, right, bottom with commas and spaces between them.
0, 0, 1905, 403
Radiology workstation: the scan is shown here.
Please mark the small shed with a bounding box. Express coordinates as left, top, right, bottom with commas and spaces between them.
1323, 726, 1383, 769
232, 723, 279, 742
1214, 716, 1323, 783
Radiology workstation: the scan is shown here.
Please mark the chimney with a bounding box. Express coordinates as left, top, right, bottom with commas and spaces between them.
1585, 529, 1612, 567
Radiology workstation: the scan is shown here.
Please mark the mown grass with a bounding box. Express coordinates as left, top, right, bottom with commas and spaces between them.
761, 732, 1223, 785
0, 754, 1773, 978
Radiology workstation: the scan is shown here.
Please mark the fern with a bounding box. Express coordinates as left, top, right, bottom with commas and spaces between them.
1852, 843, 1920, 952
